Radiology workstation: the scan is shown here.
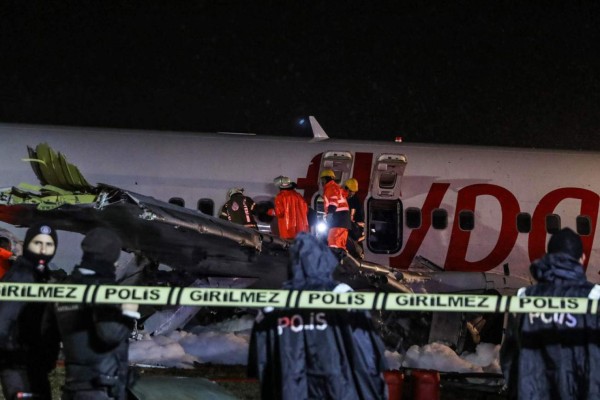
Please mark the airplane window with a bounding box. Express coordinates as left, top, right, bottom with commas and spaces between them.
545, 214, 561, 234
517, 212, 531, 233
459, 210, 474, 231
367, 198, 402, 254
197, 198, 214, 216
169, 197, 185, 207
432, 209, 448, 230
405, 207, 421, 229
254, 201, 275, 223
379, 171, 397, 189
576, 215, 592, 236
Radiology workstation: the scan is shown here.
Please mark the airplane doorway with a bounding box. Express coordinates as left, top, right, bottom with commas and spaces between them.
367, 198, 402, 254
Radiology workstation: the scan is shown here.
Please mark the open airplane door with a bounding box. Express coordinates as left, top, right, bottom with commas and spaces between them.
319, 150, 354, 185
366, 154, 407, 254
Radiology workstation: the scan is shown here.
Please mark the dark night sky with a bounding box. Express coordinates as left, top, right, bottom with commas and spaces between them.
1, 2, 599, 150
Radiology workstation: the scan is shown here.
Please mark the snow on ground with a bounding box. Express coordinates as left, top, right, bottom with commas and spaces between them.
129, 314, 501, 374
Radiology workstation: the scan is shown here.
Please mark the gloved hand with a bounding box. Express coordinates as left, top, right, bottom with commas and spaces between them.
326, 214, 333, 226
121, 303, 140, 319
121, 303, 139, 312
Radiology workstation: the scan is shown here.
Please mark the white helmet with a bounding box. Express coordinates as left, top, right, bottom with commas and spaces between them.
227, 187, 244, 199
273, 176, 293, 189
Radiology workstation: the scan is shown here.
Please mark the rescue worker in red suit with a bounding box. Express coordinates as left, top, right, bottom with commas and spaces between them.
0, 236, 14, 279
320, 169, 351, 251
273, 176, 309, 240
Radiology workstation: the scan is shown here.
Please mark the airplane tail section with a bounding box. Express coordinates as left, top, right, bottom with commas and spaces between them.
309, 116, 329, 142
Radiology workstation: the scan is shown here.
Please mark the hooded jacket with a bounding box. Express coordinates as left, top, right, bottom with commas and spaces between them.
274, 188, 309, 240
0, 256, 58, 368
0, 223, 59, 366
248, 233, 388, 399
50, 228, 135, 399
51, 267, 135, 399
500, 253, 600, 399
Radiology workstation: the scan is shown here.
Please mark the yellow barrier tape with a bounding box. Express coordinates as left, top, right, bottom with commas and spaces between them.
0, 283, 597, 314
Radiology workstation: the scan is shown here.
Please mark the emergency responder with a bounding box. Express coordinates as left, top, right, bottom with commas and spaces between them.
343, 178, 365, 259
320, 169, 350, 251
249, 233, 388, 399
0, 223, 60, 400
273, 176, 309, 240
219, 187, 258, 229
51, 227, 139, 400
0, 235, 13, 279
500, 228, 600, 399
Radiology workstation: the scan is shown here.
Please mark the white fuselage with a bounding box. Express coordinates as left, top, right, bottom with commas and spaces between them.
1, 123, 599, 282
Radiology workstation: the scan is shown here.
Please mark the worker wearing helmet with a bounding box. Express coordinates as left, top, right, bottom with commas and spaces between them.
219, 187, 258, 229
273, 176, 309, 240
320, 169, 350, 250
343, 178, 364, 228
343, 178, 365, 259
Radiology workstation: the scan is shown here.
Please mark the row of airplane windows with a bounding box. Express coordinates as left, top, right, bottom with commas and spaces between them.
404, 207, 592, 236
169, 197, 592, 237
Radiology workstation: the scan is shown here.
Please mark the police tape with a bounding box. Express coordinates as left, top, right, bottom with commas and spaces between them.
1, 282, 597, 314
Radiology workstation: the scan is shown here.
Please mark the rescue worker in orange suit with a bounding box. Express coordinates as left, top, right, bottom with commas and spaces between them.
219, 187, 258, 229
320, 169, 351, 251
343, 178, 365, 259
0, 236, 14, 279
273, 176, 309, 240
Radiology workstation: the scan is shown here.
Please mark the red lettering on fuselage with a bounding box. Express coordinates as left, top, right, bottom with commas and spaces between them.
445, 184, 520, 272
353, 152, 374, 205
528, 188, 598, 267
389, 183, 450, 269
298, 152, 599, 272
297, 154, 323, 205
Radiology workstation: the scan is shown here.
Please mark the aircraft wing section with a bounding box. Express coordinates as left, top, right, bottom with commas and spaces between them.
0, 183, 290, 289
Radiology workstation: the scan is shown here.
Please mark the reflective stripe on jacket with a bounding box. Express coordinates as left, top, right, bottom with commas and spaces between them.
322, 181, 349, 212
323, 181, 350, 229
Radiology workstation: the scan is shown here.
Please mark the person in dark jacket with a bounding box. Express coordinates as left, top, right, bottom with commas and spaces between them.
0, 222, 60, 400
342, 178, 365, 259
248, 232, 388, 400
500, 228, 600, 399
219, 187, 258, 229
51, 228, 139, 400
